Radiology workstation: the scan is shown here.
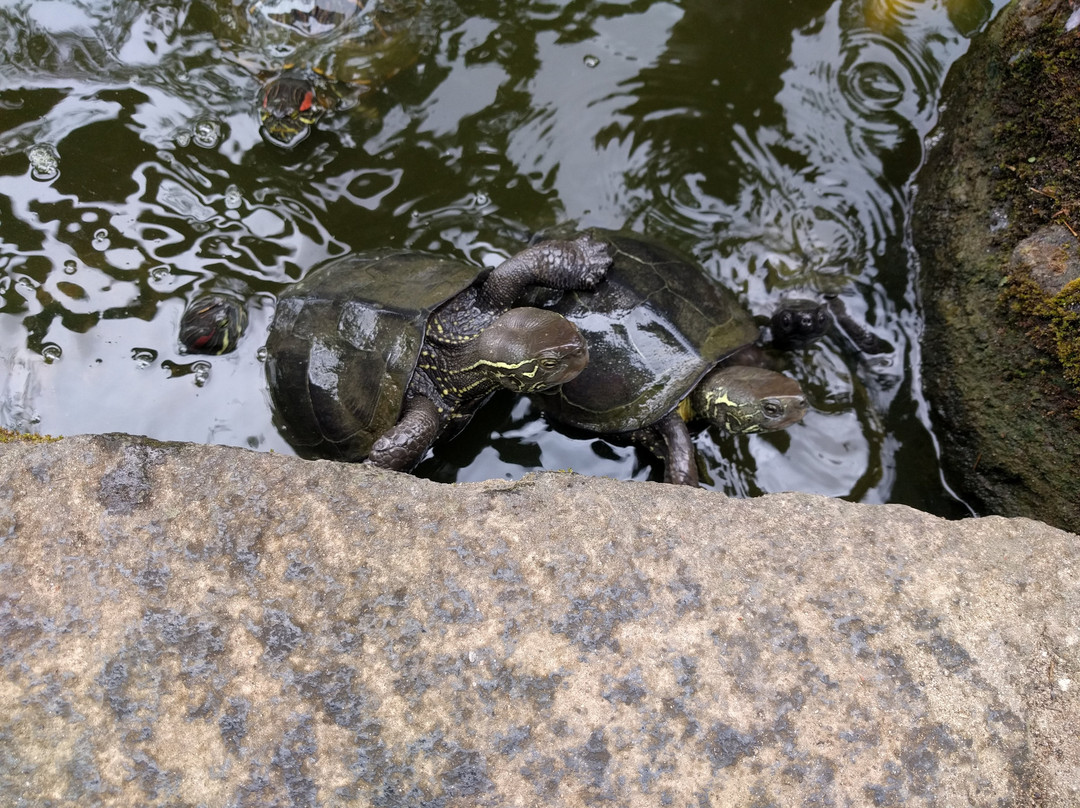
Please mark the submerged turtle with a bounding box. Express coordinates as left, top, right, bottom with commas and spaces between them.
179, 293, 249, 355
264, 233, 611, 470
209, 0, 429, 146
532, 228, 810, 487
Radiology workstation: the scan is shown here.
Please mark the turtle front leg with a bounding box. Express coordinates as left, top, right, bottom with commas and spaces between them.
631, 410, 699, 487
826, 297, 894, 355
480, 233, 612, 308
367, 396, 442, 471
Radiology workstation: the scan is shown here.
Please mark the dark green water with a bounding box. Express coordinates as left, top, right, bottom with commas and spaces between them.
0, 0, 999, 515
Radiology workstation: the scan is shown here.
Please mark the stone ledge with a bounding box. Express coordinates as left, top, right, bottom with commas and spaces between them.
1, 434, 1077, 805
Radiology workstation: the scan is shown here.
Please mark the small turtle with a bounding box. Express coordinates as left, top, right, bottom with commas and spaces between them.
264, 233, 611, 470
532, 228, 809, 487
770, 296, 893, 354
210, 0, 429, 146
179, 294, 249, 355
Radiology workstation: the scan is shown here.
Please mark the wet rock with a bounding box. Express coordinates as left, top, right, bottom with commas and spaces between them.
1011, 225, 1080, 297
1, 434, 1078, 806
912, 0, 1080, 534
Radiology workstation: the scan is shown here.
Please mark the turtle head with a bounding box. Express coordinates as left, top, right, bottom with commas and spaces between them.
770, 299, 831, 350
476, 307, 589, 393
689, 365, 808, 434
259, 74, 326, 147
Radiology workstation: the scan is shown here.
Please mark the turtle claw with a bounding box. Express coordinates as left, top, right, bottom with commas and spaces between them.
569, 233, 612, 289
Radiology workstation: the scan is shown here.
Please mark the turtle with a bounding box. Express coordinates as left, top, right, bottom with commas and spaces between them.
264, 233, 611, 470
531, 228, 810, 487
179, 293, 249, 355
207, 0, 430, 146
770, 295, 893, 355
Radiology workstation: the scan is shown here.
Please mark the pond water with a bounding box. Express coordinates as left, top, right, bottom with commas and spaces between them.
0, 0, 1002, 516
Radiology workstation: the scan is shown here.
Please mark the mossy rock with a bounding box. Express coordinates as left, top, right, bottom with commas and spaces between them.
0, 428, 61, 445
913, 0, 1080, 533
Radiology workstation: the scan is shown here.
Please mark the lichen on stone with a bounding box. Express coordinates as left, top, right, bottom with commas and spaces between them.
0, 428, 61, 444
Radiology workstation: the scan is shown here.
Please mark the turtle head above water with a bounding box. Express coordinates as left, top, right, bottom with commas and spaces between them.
688, 364, 808, 434
259, 73, 328, 147
770, 298, 832, 350
477, 308, 590, 393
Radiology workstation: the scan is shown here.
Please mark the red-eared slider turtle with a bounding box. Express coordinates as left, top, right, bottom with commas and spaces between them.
265, 234, 611, 469
533, 228, 809, 487
209, 0, 429, 146
179, 293, 248, 355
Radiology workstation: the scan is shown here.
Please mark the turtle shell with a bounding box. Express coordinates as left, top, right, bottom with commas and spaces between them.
535, 229, 759, 434
265, 250, 486, 460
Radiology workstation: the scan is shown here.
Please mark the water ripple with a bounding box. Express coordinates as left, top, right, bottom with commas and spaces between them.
0, 0, 1005, 512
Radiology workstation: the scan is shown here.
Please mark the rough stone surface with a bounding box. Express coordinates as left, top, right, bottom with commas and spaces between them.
1011, 225, 1080, 297
1, 435, 1078, 806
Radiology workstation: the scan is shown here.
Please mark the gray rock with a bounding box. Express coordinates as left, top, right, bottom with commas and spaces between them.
1010, 225, 1080, 297
1, 434, 1078, 806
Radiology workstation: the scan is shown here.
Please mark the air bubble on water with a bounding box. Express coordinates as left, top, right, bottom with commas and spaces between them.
174, 130, 192, 148
475, 191, 489, 206
256, 345, 268, 362
131, 348, 158, 369
192, 120, 222, 149
192, 360, 211, 387
41, 343, 62, 364
63, 259, 78, 274
92, 229, 110, 251
150, 265, 171, 283
867, 354, 896, 371
27, 143, 60, 181
224, 184, 243, 210
583, 54, 600, 68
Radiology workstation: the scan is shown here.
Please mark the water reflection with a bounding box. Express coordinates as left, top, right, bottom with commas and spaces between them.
0, 0, 1005, 515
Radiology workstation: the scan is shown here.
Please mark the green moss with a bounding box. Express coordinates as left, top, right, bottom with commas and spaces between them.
1001, 272, 1080, 415
0, 428, 62, 444
1053, 279, 1080, 385
992, 0, 1080, 407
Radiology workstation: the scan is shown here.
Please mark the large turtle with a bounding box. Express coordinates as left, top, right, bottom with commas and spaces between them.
207, 0, 430, 146
532, 228, 810, 487
265, 233, 610, 470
